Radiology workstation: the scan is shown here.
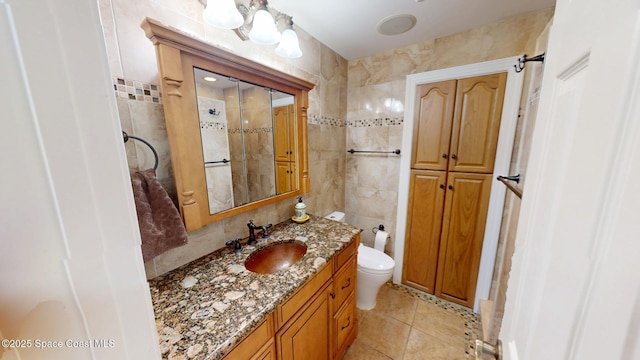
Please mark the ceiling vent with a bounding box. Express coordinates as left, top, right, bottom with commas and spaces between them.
376, 14, 417, 36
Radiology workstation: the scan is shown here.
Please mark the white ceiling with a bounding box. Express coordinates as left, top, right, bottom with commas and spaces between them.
268, 0, 556, 60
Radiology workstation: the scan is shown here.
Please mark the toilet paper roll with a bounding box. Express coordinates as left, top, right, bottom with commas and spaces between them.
374, 230, 389, 252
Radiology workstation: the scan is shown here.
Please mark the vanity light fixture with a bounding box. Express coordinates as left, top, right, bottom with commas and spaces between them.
275, 16, 302, 58
200, 0, 302, 59
203, 0, 244, 29
248, 0, 280, 45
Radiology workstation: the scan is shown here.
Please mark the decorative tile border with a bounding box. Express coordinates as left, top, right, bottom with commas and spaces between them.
308, 114, 347, 127
228, 127, 272, 134
347, 117, 404, 127
386, 282, 480, 358
112, 77, 162, 104
308, 114, 403, 128
200, 121, 226, 130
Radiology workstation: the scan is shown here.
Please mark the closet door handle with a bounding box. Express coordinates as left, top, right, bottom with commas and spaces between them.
451, 153, 457, 159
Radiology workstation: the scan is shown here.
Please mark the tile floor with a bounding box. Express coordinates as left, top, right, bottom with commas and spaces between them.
343, 283, 480, 360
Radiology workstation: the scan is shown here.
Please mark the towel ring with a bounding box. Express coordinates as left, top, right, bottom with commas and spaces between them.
123, 131, 159, 170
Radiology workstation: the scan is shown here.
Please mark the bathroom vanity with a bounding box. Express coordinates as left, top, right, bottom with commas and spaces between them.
149, 215, 361, 359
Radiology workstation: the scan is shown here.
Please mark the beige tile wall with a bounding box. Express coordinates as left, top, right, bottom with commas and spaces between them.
345, 8, 554, 258
98, 0, 347, 278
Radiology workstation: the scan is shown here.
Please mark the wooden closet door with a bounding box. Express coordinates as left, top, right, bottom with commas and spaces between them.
435, 172, 492, 307
402, 170, 447, 293
411, 80, 457, 170
448, 73, 506, 173
274, 105, 292, 162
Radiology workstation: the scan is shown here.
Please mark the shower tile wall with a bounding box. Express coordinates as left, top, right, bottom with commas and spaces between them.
240, 86, 276, 202
345, 8, 554, 258
197, 96, 234, 213
99, 0, 347, 278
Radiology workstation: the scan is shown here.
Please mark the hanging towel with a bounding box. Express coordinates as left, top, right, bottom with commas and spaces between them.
130, 168, 188, 261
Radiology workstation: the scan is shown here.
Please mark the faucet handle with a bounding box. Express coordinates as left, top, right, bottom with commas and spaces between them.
260, 224, 273, 238
225, 238, 242, 253
247, 219, 255, 228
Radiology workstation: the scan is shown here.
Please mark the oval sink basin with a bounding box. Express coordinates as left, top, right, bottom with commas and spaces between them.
245, 241, 307, 274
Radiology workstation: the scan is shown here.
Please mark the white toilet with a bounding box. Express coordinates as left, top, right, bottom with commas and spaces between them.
324, 212, 396, 310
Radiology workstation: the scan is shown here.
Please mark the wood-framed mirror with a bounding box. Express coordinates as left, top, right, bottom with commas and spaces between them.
141, 18, 314, 231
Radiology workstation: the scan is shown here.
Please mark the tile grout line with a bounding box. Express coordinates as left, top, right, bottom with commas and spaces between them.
385, 282, 481, 358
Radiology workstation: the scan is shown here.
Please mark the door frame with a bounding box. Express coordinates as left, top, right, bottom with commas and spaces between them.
393, 56, 524, 312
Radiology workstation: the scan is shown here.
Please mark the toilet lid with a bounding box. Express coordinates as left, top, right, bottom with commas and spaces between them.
358, 244, 395, 271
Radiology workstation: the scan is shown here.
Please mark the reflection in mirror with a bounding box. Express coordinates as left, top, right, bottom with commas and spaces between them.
194, 68, 296, 216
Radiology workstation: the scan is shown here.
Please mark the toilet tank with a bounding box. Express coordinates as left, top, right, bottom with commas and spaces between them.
324, 211, 345, 222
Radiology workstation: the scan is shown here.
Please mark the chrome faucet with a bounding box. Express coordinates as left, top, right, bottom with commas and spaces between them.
247, 220, 272, 245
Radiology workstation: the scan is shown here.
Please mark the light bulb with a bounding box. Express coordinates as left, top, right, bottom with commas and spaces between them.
248, 8, 280, 45
276, 28, 302, 58
203, 0, 244, 29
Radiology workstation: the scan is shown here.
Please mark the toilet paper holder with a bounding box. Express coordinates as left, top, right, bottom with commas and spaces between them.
372, 224, 385, 234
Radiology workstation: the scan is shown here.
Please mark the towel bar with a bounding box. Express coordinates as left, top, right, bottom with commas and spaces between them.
123, 131, 159, 170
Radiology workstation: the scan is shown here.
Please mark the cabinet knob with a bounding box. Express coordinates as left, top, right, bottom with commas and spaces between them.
448, 185, 454, 190
441, 153, 447, 159
451, 154, 457, 159
439, 184, 445, 189
330, 292, 336, 299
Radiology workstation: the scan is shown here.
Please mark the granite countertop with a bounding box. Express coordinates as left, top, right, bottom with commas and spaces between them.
149, 214, 362, 360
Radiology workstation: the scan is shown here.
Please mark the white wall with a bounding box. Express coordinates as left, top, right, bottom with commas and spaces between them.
0, 0, 159, 359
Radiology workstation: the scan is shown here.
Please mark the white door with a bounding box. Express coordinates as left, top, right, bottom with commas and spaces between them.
500, 0, 640, 359
1, 1, 160, 359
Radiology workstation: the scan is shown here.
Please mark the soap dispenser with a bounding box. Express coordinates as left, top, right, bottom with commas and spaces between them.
294, 197, 307, 220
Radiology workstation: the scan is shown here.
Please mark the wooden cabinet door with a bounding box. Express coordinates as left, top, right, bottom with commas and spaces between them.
411, 80, 457, 170
251, 339, 276, 360
275, 161, 292, 193
448, 73, 506, 173
274, 105, 294, 162
402, 170, 447, 293
435, 172, 492, 307
277, 284, 331, 360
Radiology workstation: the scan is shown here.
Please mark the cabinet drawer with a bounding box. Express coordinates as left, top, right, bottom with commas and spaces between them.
223, 313, 274, 359
277, 260, 333, 328
333, 293, 356, 358
334, 236, 358, 272
333, 256, 356, 310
